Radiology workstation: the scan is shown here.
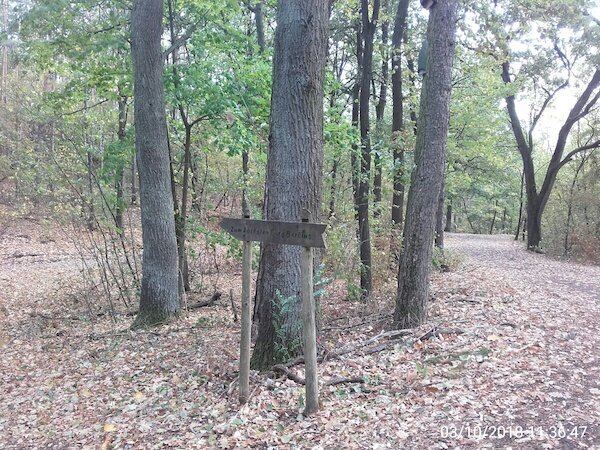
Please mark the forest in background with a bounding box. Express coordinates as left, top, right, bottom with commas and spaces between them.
1, 0, 600, 448
1, 0, 599, 368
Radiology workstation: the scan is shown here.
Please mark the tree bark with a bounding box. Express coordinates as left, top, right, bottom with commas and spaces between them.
130, 154, 137, 205
351, 19, 363, 222
390, 0, 409, 228
250, 0, 329, 370
514, 169, 524, 240
253, 1, 266, 53
357, 0, 379, 301
373, 0, 389, 218
131, 0, 180, 327
328, 158, 339, 219
444, 201, 452, 232
489, 199, 498, 235
394, 0, 458, 329
434, 182, 445, 248
115, 93, 128, 234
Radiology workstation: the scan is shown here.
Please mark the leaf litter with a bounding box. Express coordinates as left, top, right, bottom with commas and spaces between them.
0, 224, 599, 449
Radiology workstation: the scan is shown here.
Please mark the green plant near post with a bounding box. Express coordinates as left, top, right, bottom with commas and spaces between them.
272, 290, 303, 363
271, 266, 332, 363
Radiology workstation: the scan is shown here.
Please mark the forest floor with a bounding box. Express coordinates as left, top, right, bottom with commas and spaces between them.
1, 221, 599, 450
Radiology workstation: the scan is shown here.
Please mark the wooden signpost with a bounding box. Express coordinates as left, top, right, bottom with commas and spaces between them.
220, 213, 326, 415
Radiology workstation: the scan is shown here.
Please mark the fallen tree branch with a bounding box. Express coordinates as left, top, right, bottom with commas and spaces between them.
187, 292, 222, 310
273, 364, 305, 384
325, 376, 365, 386
272, 365, 365, 386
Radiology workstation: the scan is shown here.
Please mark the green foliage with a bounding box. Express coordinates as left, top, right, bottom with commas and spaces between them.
271, 290, 302, 364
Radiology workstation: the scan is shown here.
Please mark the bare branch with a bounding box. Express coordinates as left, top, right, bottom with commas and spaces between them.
162, 24, 198, 58
557, 140, 600, 171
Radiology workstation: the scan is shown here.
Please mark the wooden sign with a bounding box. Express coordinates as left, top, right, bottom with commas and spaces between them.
220, 218, 326, 248
222, 214, 324, 415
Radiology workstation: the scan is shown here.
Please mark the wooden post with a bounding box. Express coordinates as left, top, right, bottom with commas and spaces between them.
239, 215, 252, 404
219, 214, 325, 410
301, 211, 319, 415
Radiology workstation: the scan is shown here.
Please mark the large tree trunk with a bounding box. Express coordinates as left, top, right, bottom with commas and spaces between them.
357, 0, 379, 301
131, 0, 180, 327
394, 0, 458, 329
250, 0, 329, 370
390, 0, 409, 228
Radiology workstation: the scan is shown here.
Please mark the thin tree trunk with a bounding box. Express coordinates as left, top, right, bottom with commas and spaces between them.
564, 155, 588, 255
115, 94, 128, 234
394, 0, 458, 329
351, 19, 362, 222
373, 0, 389, 218
357, 0, 379, 301
328, 158, 339, 219
514, 169, 524, 240
390, 0, 409, 228
86, 149, 96, 231
489, 199, 498, 235
131, 155, 137, 205
444, 201, 452, 232
253, 1, 266, 53
434, 182, 445, 248
1, 0, 7, 105
131, 0, 180, 327
168, 0, 196, 293
250, 0, 329, 370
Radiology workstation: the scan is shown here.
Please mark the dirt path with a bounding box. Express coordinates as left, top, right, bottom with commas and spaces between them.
0, 227, 598, 449
450, 233, 600, 298
438, 233, 600, 448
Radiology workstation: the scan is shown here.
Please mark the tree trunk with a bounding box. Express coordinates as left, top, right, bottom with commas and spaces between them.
526, 199, 542, 250
564, 156, 588, 255
502, 62, 600, 251
253, 1, 266, 53
175, 126, 192, 293
373, 0, 389, 218
351, 19, 362, 222
131, 0, 180, 327
250, 0, 329, 370
489, 199, 498, 235
130, 154, 137, 205
394, 0, 458, 329
115, 94, 128, 234
1, 0, 8, 105
357, 0, 379, 301
86, 149, 96, 231
514, 170, 524, 240
390, 0, 409, 228
444, 201, 452, 232
328, 158, 339, 219
434, 182, 445, 249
